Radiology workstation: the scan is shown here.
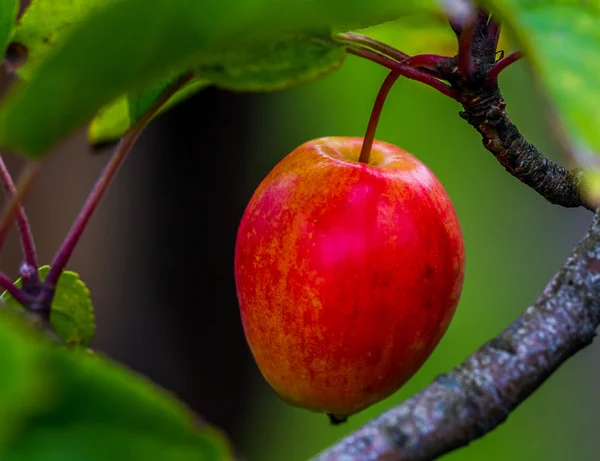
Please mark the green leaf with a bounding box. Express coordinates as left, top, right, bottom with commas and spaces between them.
485, 0, 600, 167
0, 311, 233, 460
199, 35, 345, 92
0, 0, 18, 57
0, 0, 440, 157
1, 265, 95, 346
89, 36, 344, 144
12, 0, 116, 79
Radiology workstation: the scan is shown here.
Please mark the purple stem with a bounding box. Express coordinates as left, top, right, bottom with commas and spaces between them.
486, 51, 523, 85
458, 19, 475, 78
402, 54, 446, 70
487, 16, 501, 49
0, 272, 32, 306
0, 163, 41, 262
358, 71, 401, 164
43, 132, 138, 292
42, 73, 193, 301
336, 32, 410, 62
346, 47, 458, 100
0, 156, 39, 283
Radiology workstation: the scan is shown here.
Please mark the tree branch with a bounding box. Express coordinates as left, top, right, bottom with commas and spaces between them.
312, 210, 600, 461
452, 77, 592, 210
435, 21, 594, 211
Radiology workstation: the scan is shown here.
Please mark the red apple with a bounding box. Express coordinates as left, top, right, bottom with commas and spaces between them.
234, 136, 464, 420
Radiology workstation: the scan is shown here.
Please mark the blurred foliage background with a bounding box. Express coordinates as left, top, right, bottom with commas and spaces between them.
0, 25, 597, 461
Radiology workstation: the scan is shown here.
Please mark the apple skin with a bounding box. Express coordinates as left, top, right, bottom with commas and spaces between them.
234, 137, 465, 418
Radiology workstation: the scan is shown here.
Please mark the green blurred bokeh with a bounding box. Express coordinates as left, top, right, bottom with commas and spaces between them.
232, 45, 595, 461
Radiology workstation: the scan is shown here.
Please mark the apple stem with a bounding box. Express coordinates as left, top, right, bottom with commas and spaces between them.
0, 156, 39, 286
41, 72, 193, 309
358, 71, 401, 164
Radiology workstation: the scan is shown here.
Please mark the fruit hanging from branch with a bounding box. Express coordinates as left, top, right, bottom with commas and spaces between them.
235, 64, 465, 424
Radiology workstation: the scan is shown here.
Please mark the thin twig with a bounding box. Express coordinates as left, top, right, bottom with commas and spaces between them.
41, 73, 193, 304
401, 54, 446, 71
0, 156, 39, 281
312, 211, 600, 461
0, 162, 41, 257
336, 33, 410, 63
486, 51, 523, 85
346, 48, 457, 100
0, 272, 32, 306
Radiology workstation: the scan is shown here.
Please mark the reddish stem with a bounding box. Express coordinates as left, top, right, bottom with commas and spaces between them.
486, 51, 523, 85
346, 47, 458, 100
0, 272, 32, 306
43, 132, 137, 292
458, 19, 475, 78
0, 162, 41, 260
336, 32, 410, 62
0, 156, 39, 283
487, 16, 501, 49
359, 71, 401, 164
402, 54, 446, 70
42, 73, 193, 303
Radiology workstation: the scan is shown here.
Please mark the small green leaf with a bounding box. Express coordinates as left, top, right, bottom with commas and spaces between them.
88, 77, 209, 146
485, 0, 600, 167
1, 265, 95, 346
0, 311, 233, 460
87, 95, 131, 146
0, 0, 18, 57
0, 0, 440, 157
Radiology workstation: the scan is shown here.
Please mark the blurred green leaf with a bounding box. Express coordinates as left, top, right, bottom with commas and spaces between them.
0, 311, 46, 451
12, 0, 116, 78
485, 0, 600, 167
0, 311, 232, 460
90, 36, 344, 144
0, 0, 441, 157
1, 265, 95, 346
0, 0, 18, 56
